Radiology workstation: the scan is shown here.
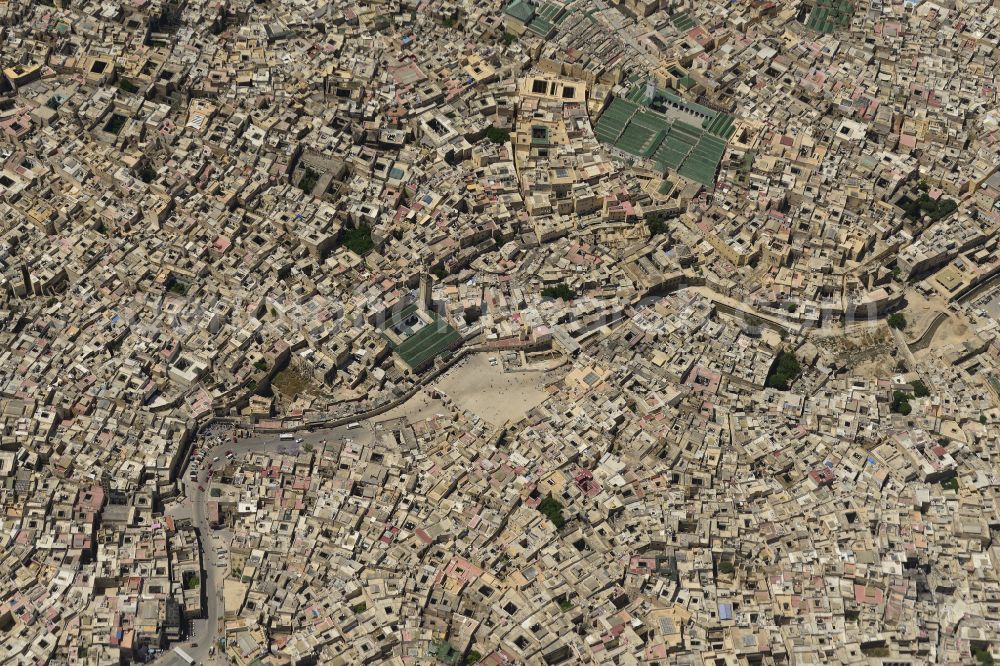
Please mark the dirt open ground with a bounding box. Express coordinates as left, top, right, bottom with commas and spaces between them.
432, 352, 556, 426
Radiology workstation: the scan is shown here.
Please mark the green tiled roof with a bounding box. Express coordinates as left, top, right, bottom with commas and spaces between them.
594, 90, 735, 188
381, 304, 462, 371
504, 0, 535, 23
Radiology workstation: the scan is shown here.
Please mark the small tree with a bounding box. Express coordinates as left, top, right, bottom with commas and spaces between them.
911, 379, 930, 397
887, 312, 906, 330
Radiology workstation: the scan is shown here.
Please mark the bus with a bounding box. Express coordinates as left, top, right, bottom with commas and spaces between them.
279, 433, 295, 441
173, 647, 195, 664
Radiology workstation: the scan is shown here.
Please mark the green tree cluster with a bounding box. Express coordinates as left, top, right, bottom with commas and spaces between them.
298, 167, 320, 193
485, 126, 510, 144
341, 224, 374, 255
541, 284, 577, 301
137, 164, 158, 183
887, 312, 906, 330
902, 192, 958, 222
647, 215, 668, 236
972, 645, 995, 666
766, 350, 801, 390
891, 390, 912, 415
537, 496, 566, 529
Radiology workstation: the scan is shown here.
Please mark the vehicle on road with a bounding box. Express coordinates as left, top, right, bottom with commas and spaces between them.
226, 449, 234, 455
212, 456, 220, 462
279, 433, 295, 441
347, 422, 361, 429
198, 485, 205, 491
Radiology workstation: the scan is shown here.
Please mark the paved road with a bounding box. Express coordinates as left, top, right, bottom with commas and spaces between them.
158, 422, 376, 665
